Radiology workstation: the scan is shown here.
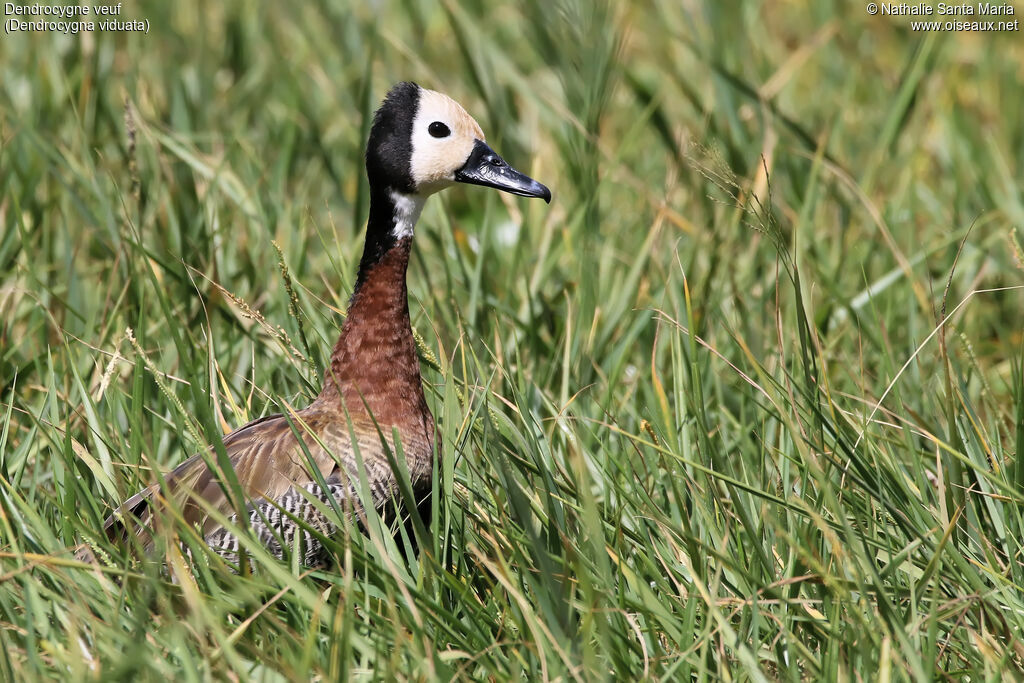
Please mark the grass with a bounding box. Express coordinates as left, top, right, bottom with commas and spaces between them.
2, 0, 1024, 679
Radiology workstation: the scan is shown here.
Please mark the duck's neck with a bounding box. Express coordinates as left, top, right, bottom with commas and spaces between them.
316, 188, 430, 433
355, 188, 425, 290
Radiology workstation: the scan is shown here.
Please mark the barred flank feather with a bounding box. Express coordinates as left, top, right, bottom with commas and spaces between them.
205, 481, 354, 567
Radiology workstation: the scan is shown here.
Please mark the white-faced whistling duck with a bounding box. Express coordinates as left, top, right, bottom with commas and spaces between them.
77, 82, 551, 567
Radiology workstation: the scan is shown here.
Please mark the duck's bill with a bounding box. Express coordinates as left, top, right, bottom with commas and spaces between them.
455, 140, 551, 203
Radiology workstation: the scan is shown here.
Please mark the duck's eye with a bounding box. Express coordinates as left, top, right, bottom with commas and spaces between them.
428, 121, 451, 138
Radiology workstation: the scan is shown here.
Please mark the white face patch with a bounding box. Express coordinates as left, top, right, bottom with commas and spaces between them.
390, 190, 426, 240
409, 89, 486, 194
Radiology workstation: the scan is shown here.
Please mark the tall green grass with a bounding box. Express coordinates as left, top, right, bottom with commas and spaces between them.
3, 0, 1024, 679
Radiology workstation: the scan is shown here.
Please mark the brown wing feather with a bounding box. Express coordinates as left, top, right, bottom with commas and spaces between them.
98, 408, 400, 551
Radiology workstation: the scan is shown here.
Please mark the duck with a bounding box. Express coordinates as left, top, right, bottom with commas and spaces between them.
77, 82, 550, 567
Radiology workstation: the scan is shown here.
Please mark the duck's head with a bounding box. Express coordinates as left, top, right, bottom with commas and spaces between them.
366, 82, 551, 203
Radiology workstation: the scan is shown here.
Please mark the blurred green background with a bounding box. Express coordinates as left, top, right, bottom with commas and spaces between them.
2, 0, 1024, 679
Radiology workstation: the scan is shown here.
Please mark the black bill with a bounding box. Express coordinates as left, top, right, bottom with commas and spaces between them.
455, 140, 551, 203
